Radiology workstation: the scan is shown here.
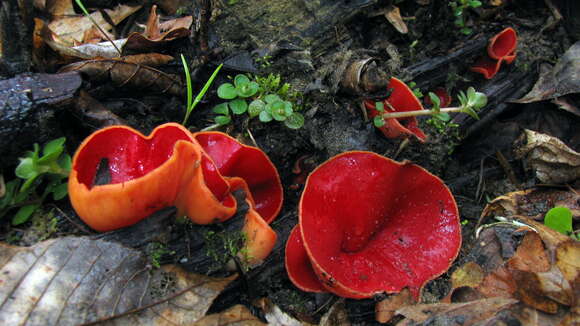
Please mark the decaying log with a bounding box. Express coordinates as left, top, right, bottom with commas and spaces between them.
0, 0, 34, 76
0, 72, 82, 170
212, 0, 378, 57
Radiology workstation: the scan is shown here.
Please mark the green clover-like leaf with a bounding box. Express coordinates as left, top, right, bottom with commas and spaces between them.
215, 115, 232, 125
259, 110, 273, 122
270, 101, 288, 121
217, 83, 237, 99
237, 82, 259, 98
40, 137, 66, 162
213, 103, 229, 115
375, 101, 385, 113
264, 94, 281, 104
234, 74, 250, 87
284, 112, 304, 129
248, 99, 265, 118
229, 99, 248, 115
58, 154, 72, 172
433, 112, 451, 122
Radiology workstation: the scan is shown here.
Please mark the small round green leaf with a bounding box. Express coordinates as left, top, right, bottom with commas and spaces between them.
234, 74, 250, 87
58, 154, 72, 172
283, 101, 293, 116
215, 115, 232, 125
217, 83, 237, 99
544, 207, 573, 236
230, 99, 248, 115
259, 110, 273, 122
42, 137, 65, 157
375, 102, 385, 113
237, 82, 259, 98
271, 101, 288, 121
248, 99, 265, 118
284, 112, 304, 129
428, 92, 441, 111
373, 116, 386, 127
213, 103, 230, 115
264, 94, 281, 104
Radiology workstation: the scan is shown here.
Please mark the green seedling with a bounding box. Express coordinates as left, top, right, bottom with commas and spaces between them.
544, 207, 578, 240
74, 0, 122, 56
1, 138, 71, 225
213, 73, 305, 129
181, 55, 223, 125
373, 86, 487, 128
449, 0, 482, 35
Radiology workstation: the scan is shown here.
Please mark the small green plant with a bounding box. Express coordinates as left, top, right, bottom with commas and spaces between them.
0, 138, 71, 225
181, 55, 223, 125
213, 73, 305, 129
449, 0, 482, 35
202, 228, 251, 272
408, 81, 423, 99
373, 86, 487, 128
544, 207, 578, 240
255, 55, 273, 68
147, 242, 175, 268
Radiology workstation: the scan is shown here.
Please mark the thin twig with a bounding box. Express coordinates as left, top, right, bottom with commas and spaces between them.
382, 107, 463, 119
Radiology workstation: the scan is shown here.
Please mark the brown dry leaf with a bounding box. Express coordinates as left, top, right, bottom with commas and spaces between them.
0, 237, 237, 325
46, 0, 75, 16
451, 262, 486, 289
320, 299, 350, 326
384, 5, 408, 34
556, 240, 580, 285
514, 41, 580, 104
48, 2, 141, 46
481, 187, 580, 222
515, 129, 580, 184
191, 305, 265, 326
375, 288, 415, 323
511, 269, 562, 313
58, 59, 184, 96
395, 297, 518, 326
507, 232, 550, 273
478, 265, 517, 299
256, 298, 312, 326
124, 5, 192, 53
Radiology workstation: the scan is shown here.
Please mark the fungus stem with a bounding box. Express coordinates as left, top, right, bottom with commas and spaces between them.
382, 107, 463, 119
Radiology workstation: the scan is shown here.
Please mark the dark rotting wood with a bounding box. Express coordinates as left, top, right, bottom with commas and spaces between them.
0, 0, 34, 77
0, 72, 82, 170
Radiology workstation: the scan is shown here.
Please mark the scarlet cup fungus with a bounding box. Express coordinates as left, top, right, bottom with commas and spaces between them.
364, 77, 427, 142
285, 151, 461, 299
69, 123, 282, 264
471, 27, 517, 79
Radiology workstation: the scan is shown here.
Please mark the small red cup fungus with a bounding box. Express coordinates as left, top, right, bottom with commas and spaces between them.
471, 27, 517, 79
69, 123, 282, 265
285, 151, 461, 299
364, 78, 427, 142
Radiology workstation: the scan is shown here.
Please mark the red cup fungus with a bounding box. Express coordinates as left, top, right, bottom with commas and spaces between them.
68, 123, 282, 265
471, 27, 517, 79
364, 77, 427, 142
285, 151, 461, 299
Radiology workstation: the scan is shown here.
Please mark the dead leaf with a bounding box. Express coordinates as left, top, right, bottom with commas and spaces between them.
512, 269, 561, 313
48, 2, 141, 45
320, 299, 350, 326
71, 39, 128, 59
451, 262, 486, 289
395, 297, 518, 326
124, 5, 192, 53
556, 240, 580, 285
515, 129, 580, 184
514, 41, 580, 103
191, 305, 265, 326
481, 187, 580, 221
46, 0, 75, 16
0, 237, 236, 325
507, 232, 550, 273
58, 59, 184, 96
478, 265, 517, 299
256, 298, 312, 326
375, 288, 415, 323
384, 5, 408, 34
